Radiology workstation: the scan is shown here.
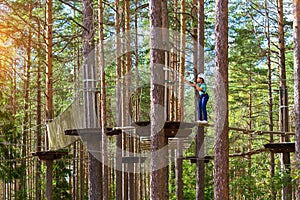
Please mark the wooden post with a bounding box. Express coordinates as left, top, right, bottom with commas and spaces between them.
45, 160, 53, 200
176, 140, 183, 200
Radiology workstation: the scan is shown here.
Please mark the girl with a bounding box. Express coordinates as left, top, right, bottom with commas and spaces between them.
185, 74, 209, 123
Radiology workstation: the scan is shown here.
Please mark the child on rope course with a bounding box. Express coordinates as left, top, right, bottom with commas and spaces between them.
184, 74, 209, 123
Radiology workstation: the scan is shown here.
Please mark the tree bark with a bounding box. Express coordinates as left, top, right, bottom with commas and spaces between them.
124, 1, 135, 199
149, 0, 168, 199
178, 0, 186, 119
214, 0, 229, 200
278, 0, 292, 199
265, 0, 276, 199
21, 5, 33, 198
135, 0, 140, 123
174, 1, 186, 199
98, 0, 109, 199
82, 0, 102, 199
46, 0, 54, 125
36, 17, 42, 200
115, 0, 123, 199
294, 0, 300, 199
196, 0, 205, 199
162, 0, 169, 122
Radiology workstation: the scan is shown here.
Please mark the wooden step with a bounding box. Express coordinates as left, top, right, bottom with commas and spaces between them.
32, 150, 68, 160
65, 128, 121, 137
264, 142, 295, 153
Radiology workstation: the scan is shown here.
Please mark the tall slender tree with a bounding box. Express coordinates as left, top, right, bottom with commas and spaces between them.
149, 0, 168, 199
278, 0, 292, 199
196, 0, 205, 199
98, 0, 109, 199
214, 0, 229, 199
115, 0, 123, 199
175, 1, 186, 199
294, 0, 300, 199
35, 16, 42, 200
264, 0, 276, 199
46, 0, 53, 127
82, 0, 102, 199
20, 4, 33, 198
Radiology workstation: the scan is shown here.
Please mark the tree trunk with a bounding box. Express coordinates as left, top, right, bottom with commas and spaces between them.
174, 1, 186, 199
36, 17, 42, 200
196, 0, 205, 199
98, 0, 109, 199
135, 0, 140, 123
178, 0, 186, 119
80, 143, 85, 200
115, 0, 123, 199
265, 0, 276, 199
46, 0, 54, 126
214, 0, 229, 199
247, 91, 252, 194
124, 1, 135, 199
170, 0, 178, 122
149, 0, 168, 199
134, 2, 141, 197
21, 6, 33, 198
162, 0, 169, 122
82, 0, 102, 199
293, 0, 300, 199
278, 0, 292, 199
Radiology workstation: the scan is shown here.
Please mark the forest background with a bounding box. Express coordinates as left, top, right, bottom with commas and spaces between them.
0, 0, 298, 199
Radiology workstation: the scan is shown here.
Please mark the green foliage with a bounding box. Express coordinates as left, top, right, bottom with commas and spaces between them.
52, 159, 72, 199
0, 111, 24, 183
182, 160, 196, 199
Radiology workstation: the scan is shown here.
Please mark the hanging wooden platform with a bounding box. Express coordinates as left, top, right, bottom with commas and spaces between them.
132, 121, 195, 138
32, 150, 68, 161
64, 128, 122, 137
182, 156, 213, 163
264, 142, 295, 153
122, 156, 147, 163
195, 121, 213, 127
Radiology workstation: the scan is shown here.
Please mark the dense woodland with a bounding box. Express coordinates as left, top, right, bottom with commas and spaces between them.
0, 0, 300, 199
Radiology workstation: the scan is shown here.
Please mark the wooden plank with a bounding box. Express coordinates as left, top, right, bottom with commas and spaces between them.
65, 128, 101, 136
132, 121, 194, 138
65, 128, 121, 136
264, 142, 295, 153
182, 156, 213, 163
32, 150, 68, 160
65, 129, 102, 143
106, 128, 122, 136
133, 121, 195, 129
